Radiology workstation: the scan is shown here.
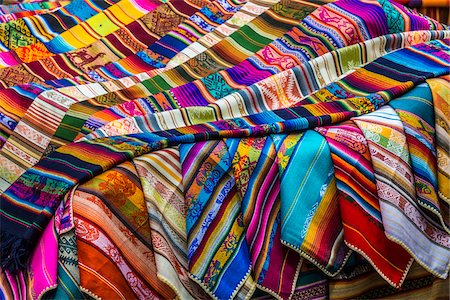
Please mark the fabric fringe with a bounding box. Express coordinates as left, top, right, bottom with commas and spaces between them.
0, 232, 31, 272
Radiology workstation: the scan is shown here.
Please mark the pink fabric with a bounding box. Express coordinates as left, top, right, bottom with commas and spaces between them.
29, 216, 59, 299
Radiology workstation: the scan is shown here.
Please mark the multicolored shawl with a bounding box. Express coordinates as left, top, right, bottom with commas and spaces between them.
315, 120, 414, 287
353, 91, 450, 278
0, 0, 163, 67
71, 162, 177, 299
276, 130, 350, 276
1, 39, 448, 298
134, 148, 214, 299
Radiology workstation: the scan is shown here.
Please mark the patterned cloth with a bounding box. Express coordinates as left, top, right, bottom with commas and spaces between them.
0, 0, 161, 66
0, 0, 445, 195
0, 0, 449, 299
0, 0, 211, 87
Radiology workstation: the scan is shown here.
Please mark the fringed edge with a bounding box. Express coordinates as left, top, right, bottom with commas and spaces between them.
384, 230, 450, 280
344, 240, 414, 289
36, 283, 58, 300
0, 232, 31, 273
188, 264, 252, 300
416, 190, 450, 235
280, 239, 353, 277
80, 286, 102, 300
156, 272, 183, 300
254, 257, 303, 300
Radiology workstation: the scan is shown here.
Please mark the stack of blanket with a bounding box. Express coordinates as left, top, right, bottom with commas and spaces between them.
0, 0, 448, 299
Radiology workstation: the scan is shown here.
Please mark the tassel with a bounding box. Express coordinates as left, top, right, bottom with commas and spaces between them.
0, 232, 31, 272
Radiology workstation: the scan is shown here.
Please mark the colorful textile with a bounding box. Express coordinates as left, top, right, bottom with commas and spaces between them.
329, 262, 450, 300
53, 0, 315, 134
1, 0, 442, 195
0, 0, 161, 67
72, 0, 446, 141
277, 131, 350, 276
232, 136, 301, 298
427, 76, 450, 207
1, 39, 448, 297
353, 101, 450, 278
316, 120, 413, 287
0, 0, 318, 193
0, 1, 449, 299
180, 140, 251, 299
134, 148, 213, 299
0, 0, 211, 88
166, 0, 278, 68
82, 30, 449, 140
389, 83, 449, 232
69, 0, 247, 82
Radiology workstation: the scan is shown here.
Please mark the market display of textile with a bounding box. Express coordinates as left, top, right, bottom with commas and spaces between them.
0, 0, 449, 299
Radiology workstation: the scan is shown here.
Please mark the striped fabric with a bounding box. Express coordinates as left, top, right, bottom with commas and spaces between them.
3, 21, 440, 163
0, 0, 160, 67
48, 0, 319, 135
121, 0, 444, 109
389, 83, 449, 232
80, 30, 449, 142
276, 130, 350, 276
353, 105, 450, 278
30, 0, 443, 168
0, 0, 121, 49
71, 162, 177, 299
0, 0, 244, 191
70, 0, 248, 82
36, 0, 314, 167
232, 136, 301, 298
0, 0, 211, 88
166, 0, 279, 68
134, 148, 213, 299
315, 120, 413, 287
0, 40, 448, 298
427, 76, 450, 207
72, 0, 446, 140
37, 0, 246, 88
180, 139, 251, 299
